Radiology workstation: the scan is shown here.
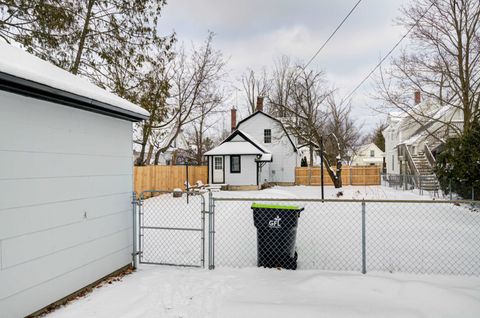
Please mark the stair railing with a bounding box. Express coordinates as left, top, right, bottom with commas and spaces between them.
398, 144, 420, 188
424, 143, 436, 168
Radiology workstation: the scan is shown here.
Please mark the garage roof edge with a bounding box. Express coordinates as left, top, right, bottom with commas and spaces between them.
0, 71, 148, 122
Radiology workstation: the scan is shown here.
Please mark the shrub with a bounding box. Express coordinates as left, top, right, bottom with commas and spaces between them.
435, 121, 480, 200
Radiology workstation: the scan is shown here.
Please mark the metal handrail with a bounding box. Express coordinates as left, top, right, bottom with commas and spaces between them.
398, 144, 420, 187
424, 143, 436, 167
405, 146, 420, 176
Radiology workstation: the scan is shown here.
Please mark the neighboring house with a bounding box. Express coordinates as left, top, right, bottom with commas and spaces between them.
351, 143, 385, 167
156, 128, 190, 165
0, 43, 148, 317
297, 144, 321, 166
133, 128, 189, 165
382, 92, 463, 190
204, 101, 299, 188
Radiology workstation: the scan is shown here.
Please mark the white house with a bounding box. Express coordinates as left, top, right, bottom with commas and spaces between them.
351, 143, 385, 167
298, 144, 322, 166
383, 92, 463, 175
0, 43, 148, 317
155, 128, 190, 165
205, 101, 298, 188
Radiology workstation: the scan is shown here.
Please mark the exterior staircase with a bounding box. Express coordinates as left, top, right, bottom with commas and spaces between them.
411, 152, 440, 192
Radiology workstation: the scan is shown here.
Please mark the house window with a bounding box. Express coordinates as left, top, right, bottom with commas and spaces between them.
370, 150, 375, 157
392, 155, 394, 171
230, 155, 241, 173
214, 157, 223, 170
264, 129, 271, 143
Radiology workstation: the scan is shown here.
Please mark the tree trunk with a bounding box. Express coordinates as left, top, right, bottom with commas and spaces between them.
145, 144, 154, 165
153, 148, 161, 165
135, 142, 147, 166
335, 159, 343, 188
71, 0, 95, 74
321, 153, 343, 188
309, 144, 314, 167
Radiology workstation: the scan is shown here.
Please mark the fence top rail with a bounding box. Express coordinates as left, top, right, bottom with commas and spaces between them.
139, 189, 207, 199
213, 197, 479, 204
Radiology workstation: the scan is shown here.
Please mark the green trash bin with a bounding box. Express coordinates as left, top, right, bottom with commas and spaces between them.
252, 203, 303, 270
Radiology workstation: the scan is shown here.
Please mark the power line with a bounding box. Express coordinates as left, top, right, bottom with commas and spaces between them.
340, 1, 435, 106
303, 0, 364, 69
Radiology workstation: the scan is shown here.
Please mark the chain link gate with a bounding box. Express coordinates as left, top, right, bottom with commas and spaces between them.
137, 190, 206, 268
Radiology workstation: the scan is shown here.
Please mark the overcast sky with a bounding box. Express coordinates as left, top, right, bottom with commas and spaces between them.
158, 0, 412, 135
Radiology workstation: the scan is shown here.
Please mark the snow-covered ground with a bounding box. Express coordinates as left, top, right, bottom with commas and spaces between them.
47, 265, 480, 318
213, 185, 443, 200
45, 186, 480, 317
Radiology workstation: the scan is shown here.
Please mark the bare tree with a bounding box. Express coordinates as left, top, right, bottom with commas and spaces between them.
240, 68, 271, 114
270, 66, 344, 187
146, 32, 226, 165
269, 55, 295, 117
324, 95, 362, 164
185, 101, 225, 165
375, 0, 480, 140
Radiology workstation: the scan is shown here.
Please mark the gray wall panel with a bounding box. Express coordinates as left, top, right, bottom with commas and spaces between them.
0, 90, 136, 317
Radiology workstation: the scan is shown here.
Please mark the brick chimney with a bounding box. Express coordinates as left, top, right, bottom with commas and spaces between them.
256, 96, 264, 112
414, 91, 421, 105
230, 107, 237, 132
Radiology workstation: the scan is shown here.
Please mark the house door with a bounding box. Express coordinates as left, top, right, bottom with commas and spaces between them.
212, 156, 224, 183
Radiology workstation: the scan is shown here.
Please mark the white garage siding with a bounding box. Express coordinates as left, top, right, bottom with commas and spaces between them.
0, 91, 134, 317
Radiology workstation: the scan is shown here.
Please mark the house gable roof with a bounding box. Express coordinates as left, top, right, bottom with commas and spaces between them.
357, 143, 384, 155
204, 130, 271, 156
235, 111, 297, 152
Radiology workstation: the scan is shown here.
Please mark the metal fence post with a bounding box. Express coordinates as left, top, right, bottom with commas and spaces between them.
201, 194, 206, 268
138, 193, 143, 265
449, 179, 452, 200
132, 192, 138, 269
361, 200, 367, 274
208, 191, 215, 270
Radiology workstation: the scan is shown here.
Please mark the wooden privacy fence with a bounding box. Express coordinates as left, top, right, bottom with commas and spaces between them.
295, 166, 381, 186
134, 165, 208, 194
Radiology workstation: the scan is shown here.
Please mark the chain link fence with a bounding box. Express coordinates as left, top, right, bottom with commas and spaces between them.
138, 191, 206, 267
381, 173, 477, 200
133, 190, 480, 276
211, 197, 480, 275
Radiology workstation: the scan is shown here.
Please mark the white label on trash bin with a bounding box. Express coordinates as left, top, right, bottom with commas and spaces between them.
268, 215, 281, 228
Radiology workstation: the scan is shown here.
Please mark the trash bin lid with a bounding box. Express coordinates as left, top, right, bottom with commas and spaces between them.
251, 203, 302, 210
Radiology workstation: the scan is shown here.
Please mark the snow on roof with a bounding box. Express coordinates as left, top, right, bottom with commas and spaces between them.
204, 141, 265, 156
0, 42, 149, 118
357, 143, 384, 154
432, 104, 454, 120
389, 111, 407, 120
362, 157, 384, 163
397, 132, 425, 147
